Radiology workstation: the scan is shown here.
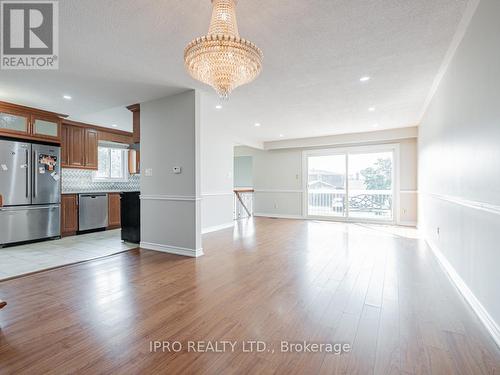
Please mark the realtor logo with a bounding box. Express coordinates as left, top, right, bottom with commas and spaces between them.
1, 1, 58, 69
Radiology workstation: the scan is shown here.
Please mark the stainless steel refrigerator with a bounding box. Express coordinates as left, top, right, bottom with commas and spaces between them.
0, 139, 61, 246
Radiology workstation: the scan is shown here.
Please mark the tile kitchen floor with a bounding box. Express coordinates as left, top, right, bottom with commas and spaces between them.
0, 230, 137, 281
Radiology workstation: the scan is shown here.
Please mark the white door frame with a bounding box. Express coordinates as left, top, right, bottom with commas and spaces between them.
302, 143, 400, 225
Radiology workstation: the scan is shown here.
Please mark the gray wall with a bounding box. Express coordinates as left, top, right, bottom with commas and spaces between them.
419, 0, 500, 339
234, 156, 253, 188
140, 90, 202, 257
200, 94, 235, 232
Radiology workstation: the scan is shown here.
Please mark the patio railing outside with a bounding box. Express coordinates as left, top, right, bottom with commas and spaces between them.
308, 189, 392, 220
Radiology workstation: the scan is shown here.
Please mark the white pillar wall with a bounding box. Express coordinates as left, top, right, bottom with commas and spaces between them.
140, 90, 203, 257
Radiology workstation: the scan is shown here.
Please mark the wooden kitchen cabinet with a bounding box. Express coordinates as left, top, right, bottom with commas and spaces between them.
0, 101, 65, 143
0, 109, 29, 137
62, 120, 134, 171
31, 114, 61, 141
61, 192, 122, 237
68, 125, 85, 167
62, 123, 98, 170
128, 149, 140, 174
108, 193, 121, 229
61, 194, 78, 237
61, 125, 70, 165
84, 128, 98, 169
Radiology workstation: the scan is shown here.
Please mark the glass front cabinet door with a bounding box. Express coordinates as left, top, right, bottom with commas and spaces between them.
0, 110, 29, 136
31, 115, 61, 140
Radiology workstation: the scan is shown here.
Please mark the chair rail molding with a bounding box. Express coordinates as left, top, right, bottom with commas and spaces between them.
202, 192, 234, 197
422, 192, 500, 216
254, 189, 303, 193
140, 195, 201, 201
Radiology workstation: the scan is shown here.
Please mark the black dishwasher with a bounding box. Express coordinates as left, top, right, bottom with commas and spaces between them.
120, 191, 140, 243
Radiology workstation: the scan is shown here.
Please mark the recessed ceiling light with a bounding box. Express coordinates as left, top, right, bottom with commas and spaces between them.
372, 123, 379, 128
279, 134, 284, 138
368, 107, 376, 112
63, 95, 72, 100
360, 76, 370, 82
215, 105, 222, 110
254, 123, 261, 127
111, 124, 118, 128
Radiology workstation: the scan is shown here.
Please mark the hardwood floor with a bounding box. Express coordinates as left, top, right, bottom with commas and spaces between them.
0, 218, 499, 374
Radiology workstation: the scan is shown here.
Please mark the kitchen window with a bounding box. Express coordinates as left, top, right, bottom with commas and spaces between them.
93, 146, 129, 182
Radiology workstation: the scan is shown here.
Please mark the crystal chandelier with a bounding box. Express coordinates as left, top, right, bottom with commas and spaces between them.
184, 0, 263, 100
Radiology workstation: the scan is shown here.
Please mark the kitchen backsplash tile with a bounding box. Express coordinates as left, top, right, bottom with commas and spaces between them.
62, 169, 140, 193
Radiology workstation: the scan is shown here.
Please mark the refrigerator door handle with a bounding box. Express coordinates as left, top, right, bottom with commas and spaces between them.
32, 150, 36, 198
25, 148, 29, 198
0, 205, 59, 211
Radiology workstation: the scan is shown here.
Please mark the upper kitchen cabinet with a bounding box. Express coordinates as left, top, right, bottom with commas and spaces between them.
84, 128, 98, 169
128, 148, 140, 175
68, 125, 85, 167
61, 120, 133, 171
31, 115, 61, 141
61, 125, 70, 165
0, 101, 65, 143
0, 109, 29, 137
126, 104, 140, 175
62, 122, 98, 170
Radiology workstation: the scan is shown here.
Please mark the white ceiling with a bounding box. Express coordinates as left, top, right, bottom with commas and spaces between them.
0, 0, 470, 142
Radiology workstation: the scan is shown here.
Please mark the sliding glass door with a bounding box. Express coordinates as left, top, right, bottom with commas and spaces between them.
347, 151, 393, 220
307, 154, 347, 217
306, 147, 395, 222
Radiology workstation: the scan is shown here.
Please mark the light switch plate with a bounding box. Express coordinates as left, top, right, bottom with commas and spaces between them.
145, 168, 153, 177
173, 166, 182, 174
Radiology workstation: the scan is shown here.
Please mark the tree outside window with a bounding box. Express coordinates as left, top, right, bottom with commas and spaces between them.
360, 158, 392, 190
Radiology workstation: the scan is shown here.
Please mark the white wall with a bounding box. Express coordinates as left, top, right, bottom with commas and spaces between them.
419, 0, 500, 345
236, 131, 418, 223
200, 94, 236, 233
140, 90, 203, 257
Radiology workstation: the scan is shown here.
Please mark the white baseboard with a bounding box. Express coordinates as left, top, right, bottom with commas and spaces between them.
202, 222, 234, 234
426, 239, 500, 349
253, 213, 304, 220
140, 242, 204, 258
